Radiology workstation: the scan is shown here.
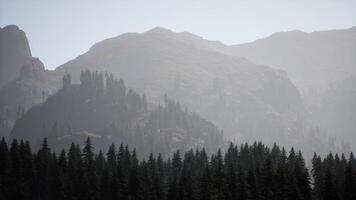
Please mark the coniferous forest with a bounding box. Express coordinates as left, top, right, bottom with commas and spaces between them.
0, 137, 355, 200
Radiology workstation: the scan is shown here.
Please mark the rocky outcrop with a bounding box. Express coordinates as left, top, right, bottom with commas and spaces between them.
0, 25, 32, 88
0, 57, 60, 138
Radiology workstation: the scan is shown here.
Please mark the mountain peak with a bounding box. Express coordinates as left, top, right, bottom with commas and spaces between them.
0, 24, 32, 88
269, 30, 306, 38
145, 27, 173, 34
1, 24, 21, 32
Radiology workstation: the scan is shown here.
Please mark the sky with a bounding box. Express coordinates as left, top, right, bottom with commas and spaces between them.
1, 0, 356, 69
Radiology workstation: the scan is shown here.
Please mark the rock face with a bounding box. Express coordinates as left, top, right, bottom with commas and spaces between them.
308, 76, 356, 148
0, 25, 33, 88
56, 28, 303, 144
0, 32, 60, 138
0, 57, 60, 138
227, 27, 356, 92
0, 57, 59, 110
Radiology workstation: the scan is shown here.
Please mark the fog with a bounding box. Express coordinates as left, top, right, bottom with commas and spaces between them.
1, 1, 356, 199
1, 0, 356, 155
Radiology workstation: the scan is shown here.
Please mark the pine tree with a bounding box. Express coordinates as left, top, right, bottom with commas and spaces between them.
19, 140, 34, 199
211, 149, 226, 200
128, 149, 143, 200
199, 165, 213, 200
0, 137, 9, 199
274, 162, 287, 200
312, 153, 323, 200
226, 162, 238, 200
295, 151, 311, 200
35, 138, 52, 200
107, 143, 117, 176
236, 167, 247, 200
344, 154, 356, 200
246, 168, 258, 200
260, 155, 273, 200
322, 168, 338, 200
82, 137, 99, 200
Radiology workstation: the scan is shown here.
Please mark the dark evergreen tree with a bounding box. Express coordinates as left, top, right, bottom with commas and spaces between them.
0, 138, 352, 200
343, 153, 356, 200
82, 137, 99, 200
322, 168, 338, 200
0, 137, 9, 199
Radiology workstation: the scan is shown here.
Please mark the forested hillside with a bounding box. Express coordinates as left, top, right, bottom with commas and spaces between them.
0, 138, 355, 200
10, 71, 223, 156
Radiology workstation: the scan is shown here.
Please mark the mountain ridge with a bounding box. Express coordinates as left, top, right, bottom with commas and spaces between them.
55, 26, 303, 147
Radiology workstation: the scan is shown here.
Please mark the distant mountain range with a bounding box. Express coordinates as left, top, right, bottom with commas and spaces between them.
228, 27, 356, 92
0, 25, 355, 153
56, 27, 303, 145
157, 26, 356, 92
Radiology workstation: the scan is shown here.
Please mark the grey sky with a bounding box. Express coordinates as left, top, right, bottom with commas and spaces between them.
1, 0, 355, 69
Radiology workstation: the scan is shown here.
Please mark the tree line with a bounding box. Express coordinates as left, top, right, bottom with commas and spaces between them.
0, 137, 355, 200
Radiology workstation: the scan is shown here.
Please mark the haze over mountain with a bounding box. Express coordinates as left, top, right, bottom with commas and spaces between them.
0, 25, 60, 138
145, 26, 356, 93
10, 70, 223, 156
1, 1, 356, 199
1, 25, 354, 154
307, 76, 356, 144
56, 27, 304, 147
227, 27, 356, 92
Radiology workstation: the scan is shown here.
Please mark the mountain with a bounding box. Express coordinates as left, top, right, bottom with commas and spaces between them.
0, 25, 60, 138
0, 58, 59, 109
0, 57, 60, 138
307, 76, 356, 148
10, 71, 223, 157
55, 27, 303, 145
0, 25, 33, 88
228, 27, 356, 92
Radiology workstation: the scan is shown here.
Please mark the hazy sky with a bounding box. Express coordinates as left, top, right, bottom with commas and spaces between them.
1, 0, 355, 69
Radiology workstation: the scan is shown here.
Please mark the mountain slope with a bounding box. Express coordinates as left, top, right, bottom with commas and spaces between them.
0, 57, 60, 138
308, 76, 356, 146
10, 71, 223, 156
0, 25, 60, 138
228, 27, 356, 91
56, 27, 303, 145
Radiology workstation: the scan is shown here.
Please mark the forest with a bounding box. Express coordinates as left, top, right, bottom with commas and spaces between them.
0, 137, 355, 200
10, 70, 223, 157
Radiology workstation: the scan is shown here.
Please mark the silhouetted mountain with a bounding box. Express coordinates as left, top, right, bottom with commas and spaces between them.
56, 27, 303, 145
0, 25, 32, 88
10, 71, 223, 157
2, 26, 350, 155
228, 27, 356, 91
